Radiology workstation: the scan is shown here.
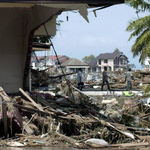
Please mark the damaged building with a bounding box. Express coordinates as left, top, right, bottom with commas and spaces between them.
0, 0, 125, 93
2, 1, 150, 150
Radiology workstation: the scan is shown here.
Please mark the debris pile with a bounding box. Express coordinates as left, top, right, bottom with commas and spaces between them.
31, 68, 150, 91
0, 78, 150, 149
65, 70, 148, 90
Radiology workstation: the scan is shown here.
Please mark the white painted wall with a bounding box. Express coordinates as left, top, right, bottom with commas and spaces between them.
107, 59, 114, 71
97, 59, 114, 71
0, 8, 24, 92
0, 6, 59, 92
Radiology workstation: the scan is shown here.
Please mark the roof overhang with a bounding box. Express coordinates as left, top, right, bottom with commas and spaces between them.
0, 0, 124, 7
0, 0, 124, 36
0, 0, 124, 4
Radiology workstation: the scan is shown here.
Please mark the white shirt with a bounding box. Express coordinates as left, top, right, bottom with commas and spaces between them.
126, 71, 132, 81
77, 71, 83, 83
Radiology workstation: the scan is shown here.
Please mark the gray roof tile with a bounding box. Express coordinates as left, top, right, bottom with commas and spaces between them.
97, 52, 123, 59
62, 58, 88, 66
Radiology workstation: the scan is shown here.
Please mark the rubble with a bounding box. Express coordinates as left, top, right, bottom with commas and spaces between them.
1, 69, 150, 149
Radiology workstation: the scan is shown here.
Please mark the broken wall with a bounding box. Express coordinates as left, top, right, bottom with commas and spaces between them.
0, 6, 59, 92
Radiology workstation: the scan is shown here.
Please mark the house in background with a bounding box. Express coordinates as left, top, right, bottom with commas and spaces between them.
31, 55, 69, 70
88, 52, 128, 72
88, 59, 97, 72
50, 55, 70, 65
61, 58, 89, 73
31, 56, 44, 70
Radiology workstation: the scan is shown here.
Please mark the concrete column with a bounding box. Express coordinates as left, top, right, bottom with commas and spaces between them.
0, 6, 60, 92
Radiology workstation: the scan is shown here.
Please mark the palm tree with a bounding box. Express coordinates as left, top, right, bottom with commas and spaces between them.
126, 0, 150, 14
126, 0, 150, 64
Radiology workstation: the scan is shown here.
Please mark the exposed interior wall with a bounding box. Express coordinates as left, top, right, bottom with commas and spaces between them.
0, 8, 24, 92
0, 6, 60, 93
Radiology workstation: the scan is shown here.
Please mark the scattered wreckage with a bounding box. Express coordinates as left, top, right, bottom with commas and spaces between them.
0, 70, 150, 149
31, 68, 150, 91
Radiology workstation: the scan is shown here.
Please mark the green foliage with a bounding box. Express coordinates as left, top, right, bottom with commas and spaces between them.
82, 55, 95, 62
125, 0, 150, 13
126, 0, 150, 64
114, 48, 120, 52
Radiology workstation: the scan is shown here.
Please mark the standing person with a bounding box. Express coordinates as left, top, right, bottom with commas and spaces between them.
77, 68, 84, 91
101, 67, 111, 91
125, 68, 134, 91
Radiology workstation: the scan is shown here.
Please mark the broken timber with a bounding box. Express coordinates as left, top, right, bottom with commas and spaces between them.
19, 88, 43, 112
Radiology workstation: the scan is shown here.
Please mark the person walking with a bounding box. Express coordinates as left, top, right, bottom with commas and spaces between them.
125, 68, 134, 91
77, 68, 84, 91
101, 67, 111, 91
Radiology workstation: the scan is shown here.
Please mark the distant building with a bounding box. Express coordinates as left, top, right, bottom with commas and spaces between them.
31, 56, 45, 70
88, 52, 128, 72
31, 55, 69, 70
61, 58, 89, 73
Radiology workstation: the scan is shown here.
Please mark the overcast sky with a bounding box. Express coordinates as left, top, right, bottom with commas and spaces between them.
36, 3, 148, 69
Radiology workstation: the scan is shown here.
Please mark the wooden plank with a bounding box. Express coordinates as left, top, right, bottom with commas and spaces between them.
23, 121, 34, 135
138, 136, 150, 140
13, 103, 49, 116
48, 72, 75, 78
19, 88, 43, 112
0, 87, 10, 101
59, 84, 62, 91
111, 142, 149, 147
2, 102, 8, 138
55, 132, 75, 144
37, 93, 41, 104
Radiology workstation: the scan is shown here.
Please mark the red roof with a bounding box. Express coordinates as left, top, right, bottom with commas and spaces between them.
48, 55, 64, 61
31, 55, 69, 62
31, 56, 44, 62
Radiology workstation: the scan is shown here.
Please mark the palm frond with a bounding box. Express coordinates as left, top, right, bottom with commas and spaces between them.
133, 27, 150, 47
131, 28, 150, 64
131, 29, 150, 55
126, 15, 150, 40
126, 0, 150, 64
125, 0, 150, 12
